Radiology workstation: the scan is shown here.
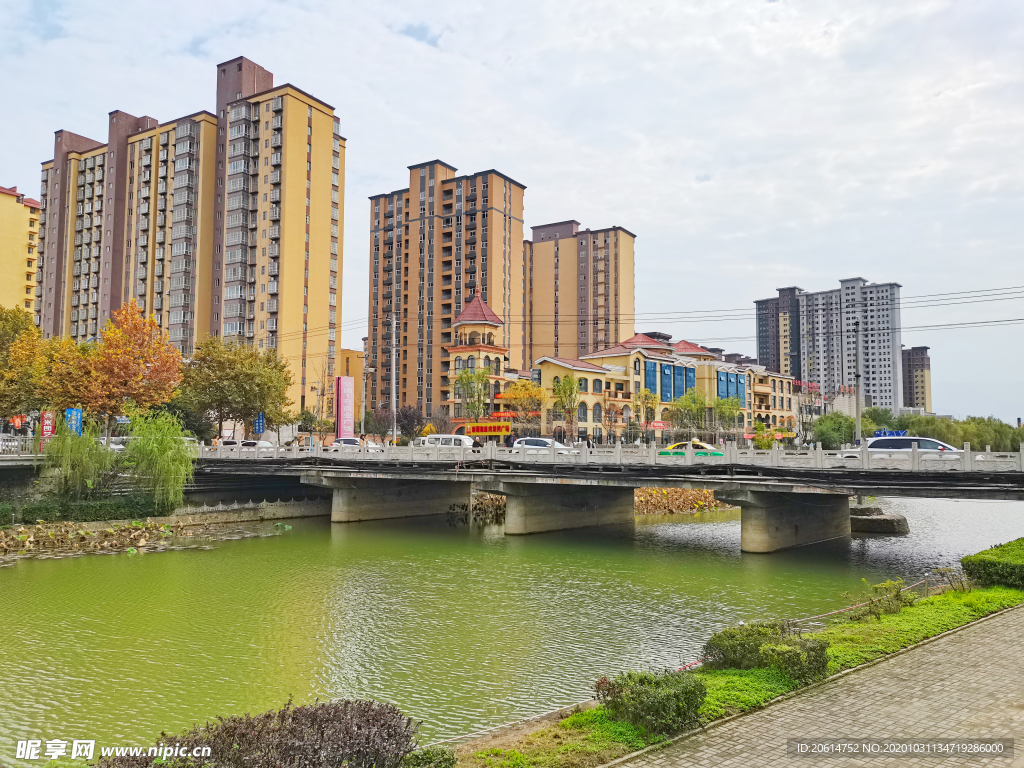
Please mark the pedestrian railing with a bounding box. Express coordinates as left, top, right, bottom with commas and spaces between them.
191, 441, 1024, 473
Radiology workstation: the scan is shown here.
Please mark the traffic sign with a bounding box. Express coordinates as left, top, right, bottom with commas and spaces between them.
254, 412, 265, 435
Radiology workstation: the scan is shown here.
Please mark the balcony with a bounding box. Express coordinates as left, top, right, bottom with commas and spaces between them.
268, 242, 280, 257
269, 206, 281, 220
271, 133, 282, 148
140, 155, 151, 167
269, 170, 281, 184
269, 189, 281, 203
268, 225, 280, 239
268, 282, 279, 294
267, 300, 278, 312
272, 96, 283, 111
270, 153, 282, 166
268, 262, 279, 276
272, 115, 283, 130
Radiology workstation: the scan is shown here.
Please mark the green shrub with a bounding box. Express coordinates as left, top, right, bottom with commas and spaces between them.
844, 578, 918, 621
0, 502, 13, 528
759, 637, 829, 684
962, 538, 1024, 588
21, 496, 158, 524
701, 622, 784, 670
403, 745, 457, 768
595, 669, 706, 735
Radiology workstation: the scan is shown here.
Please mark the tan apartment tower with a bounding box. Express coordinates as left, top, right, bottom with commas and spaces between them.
35, 56, 344, 410
366, 161, 525, 414
0, 186, 41, 312
523, 220, 635, 362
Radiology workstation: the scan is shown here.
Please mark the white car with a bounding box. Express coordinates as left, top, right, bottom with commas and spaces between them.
240, 440, 275, 453
843, 436, 962, 460
511, 437, 578, 455
414, 434, 478, 448
331, 437, 383, 452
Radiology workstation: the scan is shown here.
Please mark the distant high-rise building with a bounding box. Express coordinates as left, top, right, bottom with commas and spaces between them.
35, 56, 344, 410
523, 220, 635, 362
755, 286, 801, 378
0, 186, 41, 312
366, 161, 525, 414
901, 346, 932, 413
754, 278, 903, 412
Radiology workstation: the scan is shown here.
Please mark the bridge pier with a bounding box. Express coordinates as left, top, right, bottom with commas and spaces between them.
307, 477, 472, 522
717, 490, 851, 553
498, 483, 635, 535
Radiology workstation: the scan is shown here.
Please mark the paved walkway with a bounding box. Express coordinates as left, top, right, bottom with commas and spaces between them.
630, 606, 1024, 767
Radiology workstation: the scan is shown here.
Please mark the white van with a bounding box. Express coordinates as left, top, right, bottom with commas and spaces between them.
413, 434, 477, 448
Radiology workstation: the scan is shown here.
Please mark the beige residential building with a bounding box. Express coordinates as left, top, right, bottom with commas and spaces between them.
523, 220, 635, 363
35, 56, 343, 410
0, 185, 41, 312
366, 161, 525, 414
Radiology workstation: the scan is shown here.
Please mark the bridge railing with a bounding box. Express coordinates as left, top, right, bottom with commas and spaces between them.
0, 436, 39, 458
193, 441, 1024, 473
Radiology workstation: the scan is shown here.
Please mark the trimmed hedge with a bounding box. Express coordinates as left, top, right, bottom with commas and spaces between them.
403, 746, 457, 768
596, 669, 706, 735
19, 496, 160, 524
702, 622, 830, 684
962, 538, 1024, 588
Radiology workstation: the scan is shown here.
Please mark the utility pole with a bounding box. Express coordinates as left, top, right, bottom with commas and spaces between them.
854, 320, 862, 445
391, 307, 398, 444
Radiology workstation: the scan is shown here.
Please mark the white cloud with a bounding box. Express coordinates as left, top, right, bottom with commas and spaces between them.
3, 0, 1022, 419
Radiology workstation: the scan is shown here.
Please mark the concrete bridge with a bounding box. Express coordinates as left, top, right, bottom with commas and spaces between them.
191, 441, 1024, 553
6, 439, 1023, 552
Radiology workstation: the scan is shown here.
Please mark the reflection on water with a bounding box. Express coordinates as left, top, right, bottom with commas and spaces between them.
1, 497, 1022, 764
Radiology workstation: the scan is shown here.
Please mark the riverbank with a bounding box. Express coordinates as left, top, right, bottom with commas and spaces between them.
452, 585, 1024, 768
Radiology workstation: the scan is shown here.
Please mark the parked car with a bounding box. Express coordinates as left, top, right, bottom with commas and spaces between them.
240, 440, 275, 453
413, 434, 478, 448
841, 436, 963, 460
331, 437, 383, 452
659, 440, 725, 457
107, 436, 131, 453
511, 437, 578, 455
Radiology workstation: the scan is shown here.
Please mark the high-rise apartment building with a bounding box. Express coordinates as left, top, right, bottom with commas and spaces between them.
0, 186, 41, 312
35, 57, 343, 409
754, 286, 801, 378
901, 345, 932, 412
523, 220, 635, 362
755, 278, 903, 411
366, 161, 525, 414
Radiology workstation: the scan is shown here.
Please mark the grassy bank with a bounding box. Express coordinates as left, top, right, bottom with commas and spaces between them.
456, 585, 1024, 768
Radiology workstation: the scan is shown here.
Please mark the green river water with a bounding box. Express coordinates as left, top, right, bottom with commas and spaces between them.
2, 497, 1022, 764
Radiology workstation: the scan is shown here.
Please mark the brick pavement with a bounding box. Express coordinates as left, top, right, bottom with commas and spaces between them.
627, 606, 1024, 767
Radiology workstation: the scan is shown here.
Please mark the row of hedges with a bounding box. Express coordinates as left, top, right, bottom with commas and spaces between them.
3, 496, 159, 526
962, 537, 1024, 589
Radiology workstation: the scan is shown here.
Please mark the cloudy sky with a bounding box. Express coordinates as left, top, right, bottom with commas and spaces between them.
3, 0, 1022, 420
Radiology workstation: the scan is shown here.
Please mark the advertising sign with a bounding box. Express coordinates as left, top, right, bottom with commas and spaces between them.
874, 430, 908, 437
40, 411, 55, 447
649, 421, 669, 430
335, 376, 355, 439
465, 422, 511, 436
65, 408, 83, 436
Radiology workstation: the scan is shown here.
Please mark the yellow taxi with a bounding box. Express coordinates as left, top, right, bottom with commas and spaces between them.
659, 440, 724, 457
